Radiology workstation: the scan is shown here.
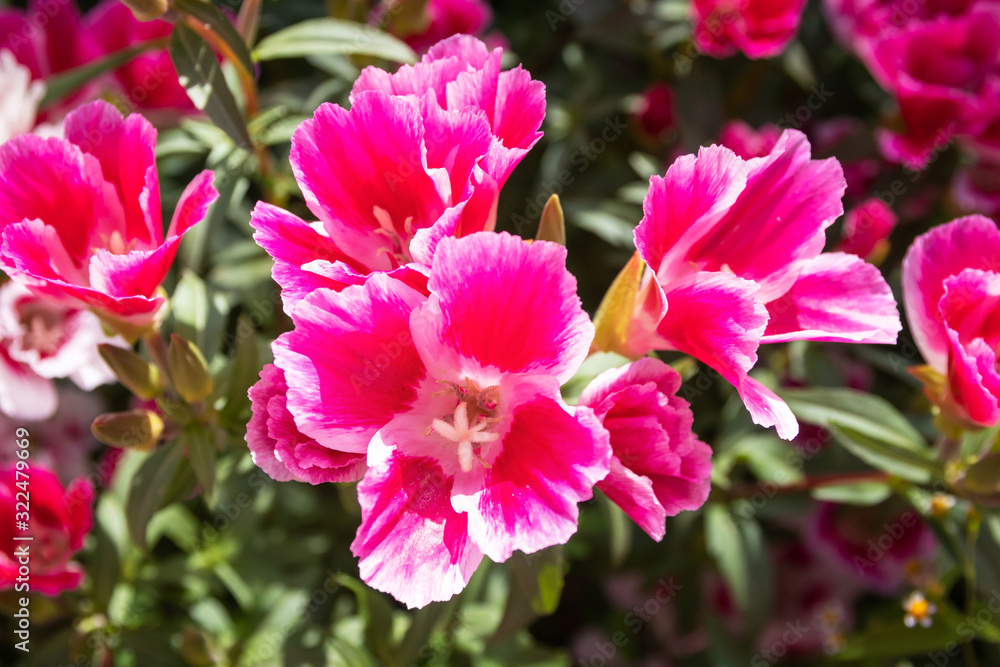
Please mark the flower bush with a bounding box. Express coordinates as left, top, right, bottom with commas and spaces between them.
3, 0, 1000, 665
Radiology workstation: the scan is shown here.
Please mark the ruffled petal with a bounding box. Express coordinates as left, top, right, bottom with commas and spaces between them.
762, 252, 901, 344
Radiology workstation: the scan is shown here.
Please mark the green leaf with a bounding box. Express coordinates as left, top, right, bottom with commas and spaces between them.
173, 0, 255, 75
781, 388, 938, 482
183, 427, 218, 506
90, 521, 121, 613
333, 574, 395, 666
600, 493, 633, 568
812, 482, 894, 505
41, 39, 164, 108
705, 504, 751, 613
253, 18, 417, 64
171, 270, 231, 360
491, 548, 565, 644
170, 22, 253, 149
126, 442, 184, 550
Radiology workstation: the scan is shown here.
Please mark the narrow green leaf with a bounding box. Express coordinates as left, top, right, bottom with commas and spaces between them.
253, 18, 417, 63
812, 482, 894, 506
221, 314, 261, 421
705, 504, 750, 613
491, 548, 564, 644
174, 0, 255, 75
41, 39, 164, 108
126, 442, 183, 550
829, 422, 937, 483
170, 22, 253, 149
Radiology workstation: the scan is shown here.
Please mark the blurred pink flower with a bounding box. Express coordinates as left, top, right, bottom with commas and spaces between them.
578, 358, 712, 541
870, 5, 1000, 168
810, 501, 936, 594
380, 0, 495, 54
246, 363, 367, 484
0, 464, 93, 596
837, 197, 897, 262
954, 156, 1000, 216
265, 232, 609, 607
0, 101, 218, 334
85, 0, 196, 115
902, 215, 1000, 426
692, 0, 806, 59
0, 387, 103, 484
633, 83, 678, 140
0, 0, 99, 116
629, 130, 901, 439
718, 120, 782, 159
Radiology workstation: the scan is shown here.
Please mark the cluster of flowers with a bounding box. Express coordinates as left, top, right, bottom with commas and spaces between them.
826, 0, 1000, 210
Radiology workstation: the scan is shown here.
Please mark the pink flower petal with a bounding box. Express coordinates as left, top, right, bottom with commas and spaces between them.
63, 100, 162, 246
247, 364, 367, 483
273, 275, 428, 453
412, 232, 593, 384
351, 450, 483, 609
762, 252, 901, 344
0, 348, 56, 420
451, 385, 611, 562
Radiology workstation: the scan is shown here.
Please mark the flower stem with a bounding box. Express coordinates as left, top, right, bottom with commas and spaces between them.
720, 470, 890, 501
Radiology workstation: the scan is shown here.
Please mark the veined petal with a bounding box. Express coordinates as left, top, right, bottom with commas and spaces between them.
412, 232, 593, 384
762, 252, 901, 344
273, 275, 427, 453
351, 449, 483, 609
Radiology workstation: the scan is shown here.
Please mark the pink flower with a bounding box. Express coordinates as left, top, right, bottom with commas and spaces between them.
246, 363, 367, 484
0, 0, 99, 115
809, 501, 936, 594
692, 0, 806, 59
0, 387, 103, 484
380, 0, 495, 54
251, 91, 490, 309
264, 232, 610, 607
718, 120, 782, 159
629, 130, 901, 439
902, 215, 1000, 426
0, 100, 218, 334
837, 197, 897, 262
85, 0, 196, 115
870, 6, 1000, 168
0, 464, 93, 596
352, 35, 545, 201
578, 358, 712, 541
633, 83, 678, 140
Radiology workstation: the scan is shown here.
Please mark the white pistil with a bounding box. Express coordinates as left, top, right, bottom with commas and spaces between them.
431, 402, 499, 473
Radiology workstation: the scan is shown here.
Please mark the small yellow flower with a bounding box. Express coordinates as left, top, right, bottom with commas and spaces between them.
929, 493, 956, 518
903, 591, 937, 628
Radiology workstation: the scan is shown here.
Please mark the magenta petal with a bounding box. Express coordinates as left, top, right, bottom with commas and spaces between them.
580, 358, 712, 540
413, 232, 593, 384
635, 144, 749, 284
452, 392, 610, 562
351, 451, 483, 609
657, 271, 798, 439
684, 130, 846, 301
63, 101, 162, 246
762, 252, 901, 344
247, 364, 367, 483
273, 275, 427, 453
0, 134, 122, 267
167, 170, 218, 238
902, 215, 1000, 372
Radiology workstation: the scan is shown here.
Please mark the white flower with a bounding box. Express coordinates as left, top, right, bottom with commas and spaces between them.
0, 49, 44, 145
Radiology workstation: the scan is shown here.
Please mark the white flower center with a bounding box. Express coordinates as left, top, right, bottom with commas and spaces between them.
429, 379, 501, 472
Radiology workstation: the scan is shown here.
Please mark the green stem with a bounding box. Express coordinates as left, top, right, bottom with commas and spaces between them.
143, 331, 173, 390
965, 508, 982, 667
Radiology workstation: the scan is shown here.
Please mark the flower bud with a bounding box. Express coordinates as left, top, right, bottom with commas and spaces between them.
98, 344, 162, 400
168, 335, 215, 404
91, 410, 164, 450
535, 195, 566, 246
